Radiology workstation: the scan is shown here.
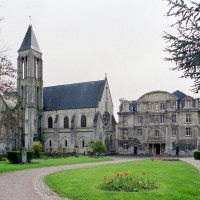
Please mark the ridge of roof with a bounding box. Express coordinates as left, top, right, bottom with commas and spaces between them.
18, 25, 41, 53
43, 79, 106, 111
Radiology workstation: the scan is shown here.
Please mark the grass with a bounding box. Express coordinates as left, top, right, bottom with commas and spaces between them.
0, 156, 112, 173
45, 159, 200, 200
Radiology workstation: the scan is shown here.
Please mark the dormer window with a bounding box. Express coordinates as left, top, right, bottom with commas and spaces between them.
171, 102, 177, 110
185, 100, 192, 108
123, 103, 129, 112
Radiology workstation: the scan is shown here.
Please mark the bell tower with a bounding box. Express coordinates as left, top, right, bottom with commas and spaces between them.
17, 25, 43, 149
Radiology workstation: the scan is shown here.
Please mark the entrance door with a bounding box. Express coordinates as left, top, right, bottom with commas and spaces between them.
134, 146, 137, 155
155, 144, 160, 155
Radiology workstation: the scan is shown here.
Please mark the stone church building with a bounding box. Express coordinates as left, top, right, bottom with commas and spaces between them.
116, 90, 200, 156
0, 25, 116, 154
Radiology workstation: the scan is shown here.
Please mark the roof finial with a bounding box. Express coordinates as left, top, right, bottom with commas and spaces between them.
29, 16, 32, 26
105, 73, 107, 79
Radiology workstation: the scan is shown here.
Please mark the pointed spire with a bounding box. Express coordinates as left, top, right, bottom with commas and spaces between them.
18, 25, 41, 53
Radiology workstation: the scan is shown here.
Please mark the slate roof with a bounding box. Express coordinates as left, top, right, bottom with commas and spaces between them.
172, 90, 187, 101
43, 80, 106, 111
18, 25, 41, 53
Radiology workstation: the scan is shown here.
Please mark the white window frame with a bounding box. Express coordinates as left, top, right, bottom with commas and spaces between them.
160, 115, 165, 124
172, 115, 176, 123
149, 115, 154, 124
172, 128, 177, 137
123, 142, 128, 150
186, 127, 192, 136
138, 116, 142, 124
186, 114, 191, 123
160, 103, 165, 110
155, 130, 159, 137
171, 102, 177, 110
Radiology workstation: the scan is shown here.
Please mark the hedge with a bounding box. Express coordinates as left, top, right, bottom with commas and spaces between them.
7, 151, 22, 164
7, 150, 34, 164
194, 150, 200, 160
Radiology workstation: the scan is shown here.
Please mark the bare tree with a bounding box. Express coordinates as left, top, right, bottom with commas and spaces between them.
163, 0, 200, 93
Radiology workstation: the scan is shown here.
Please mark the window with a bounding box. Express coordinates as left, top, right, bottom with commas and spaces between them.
186, 114, 191, 123
149, 103, 153, 110
81, 115, 86, 127
172, 128, 177, 137
149, 115, 154, 123
122, 129, 128, 139
160, 115, 165, 123
123, 103, 129, 111
123, 142, 128, 150
138, 116, 142, 124
123, 116, 128, 125
160, 103, 165, 110
82, 140, 85, 147
185, 144, 191, 151
137, 104, 141, 111
171, 102, 177, 110
49, 140, 52, 147
172, 115, 176, 123
186, 127, 192, 136
155, 130, 159, 137
64, 116, 69, 128
185, 100, 191, 108
155, 103, 159, 110
65, 140, 68, 147
48, 117, 53, 128
137, 129, 142, 136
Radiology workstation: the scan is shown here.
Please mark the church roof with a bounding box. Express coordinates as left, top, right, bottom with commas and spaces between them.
18, 25, 41, 53
43, 80, 106, 111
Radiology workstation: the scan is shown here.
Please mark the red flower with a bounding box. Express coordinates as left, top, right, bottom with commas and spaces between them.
103, 175, 107, 180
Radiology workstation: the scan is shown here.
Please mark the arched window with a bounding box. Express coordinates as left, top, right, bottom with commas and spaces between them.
81, 115, 86, 127
82, 140, 85, 147
64, 116, 69, 128
49, 140, 52, 147
65, 140, 68, 147
48, 117, 53, 128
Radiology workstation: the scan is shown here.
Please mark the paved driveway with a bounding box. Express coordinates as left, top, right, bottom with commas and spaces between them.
0, 156, 199, 200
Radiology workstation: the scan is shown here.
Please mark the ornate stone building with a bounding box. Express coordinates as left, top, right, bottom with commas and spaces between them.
116, 90, 200, 156
0, 25, 116, 153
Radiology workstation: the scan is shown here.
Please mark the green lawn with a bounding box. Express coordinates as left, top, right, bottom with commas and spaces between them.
45, 159, 200, 200
0, 156, 112, 173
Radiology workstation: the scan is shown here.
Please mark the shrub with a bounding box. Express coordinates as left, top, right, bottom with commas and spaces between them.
7, 151, 22, 164
99, 170, 157, 192
32, 141, 43, 158
194, 150, 200, 160
89, 140, 106, 155
0, 153, 6, 161
27, 151, 34, 163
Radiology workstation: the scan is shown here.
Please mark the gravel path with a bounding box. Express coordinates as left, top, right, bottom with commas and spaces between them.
0, 156, 199, 200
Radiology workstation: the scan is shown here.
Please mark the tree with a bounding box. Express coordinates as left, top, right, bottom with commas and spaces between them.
163, 0, 200, 93
89, 140, 106, 155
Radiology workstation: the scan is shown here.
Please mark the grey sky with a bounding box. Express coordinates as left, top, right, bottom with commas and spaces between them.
0, 0, 198, 116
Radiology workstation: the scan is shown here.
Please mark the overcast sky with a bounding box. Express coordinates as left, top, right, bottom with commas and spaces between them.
0, 0, 198, 116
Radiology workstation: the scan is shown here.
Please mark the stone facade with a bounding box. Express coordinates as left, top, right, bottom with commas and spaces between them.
42, 80, 116, 154
116, 90, 200, 156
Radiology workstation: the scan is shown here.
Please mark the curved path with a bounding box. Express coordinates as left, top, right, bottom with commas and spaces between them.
0, 156, 199, 200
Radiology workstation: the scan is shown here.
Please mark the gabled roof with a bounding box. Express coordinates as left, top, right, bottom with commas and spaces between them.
172, 90, 187, 101
18, 25, 41, 53
43, 80, 106, 111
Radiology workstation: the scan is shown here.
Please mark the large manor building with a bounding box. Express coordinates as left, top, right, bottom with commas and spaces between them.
116, 90, 200, 156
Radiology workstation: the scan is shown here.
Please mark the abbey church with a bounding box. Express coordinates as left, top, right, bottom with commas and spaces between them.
0, 25, 116, 154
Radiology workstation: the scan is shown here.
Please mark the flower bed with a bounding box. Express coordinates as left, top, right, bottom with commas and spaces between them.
98, 170, 157, 192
